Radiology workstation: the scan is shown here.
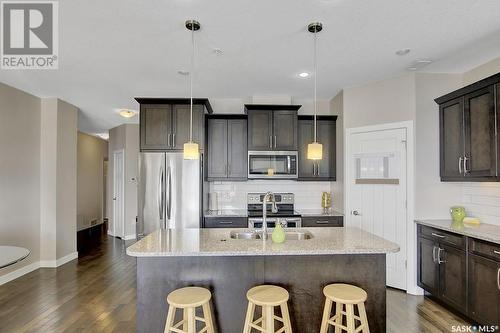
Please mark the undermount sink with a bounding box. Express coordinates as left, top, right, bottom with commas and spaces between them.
229, 230, 313, 241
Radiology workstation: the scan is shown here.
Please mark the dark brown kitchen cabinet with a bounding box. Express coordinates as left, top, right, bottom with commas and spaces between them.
246, 105, 300, 151
203, 217, 247, 228
298, 116, 337, 181
136, 98, 212, 151
436, 73, 499, 182
417, 225, 466, 313
206, 116, 247, 181
301, 216, 343, 227
468, 253, 500, 326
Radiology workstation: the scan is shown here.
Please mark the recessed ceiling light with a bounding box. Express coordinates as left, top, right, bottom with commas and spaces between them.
395, 48, 411, 56
407, 67, 418, 71
298, 72, 310, 78
177, 70, 190, 75
416, 59, 433, 64
119, 109, 137, 118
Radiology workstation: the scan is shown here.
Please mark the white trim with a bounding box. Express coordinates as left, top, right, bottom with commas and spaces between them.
39, 251, 79, 268
123, 234, 136, 241
112, 149, 126, 238
0, 261, 40, 286
345, 120, 419, 295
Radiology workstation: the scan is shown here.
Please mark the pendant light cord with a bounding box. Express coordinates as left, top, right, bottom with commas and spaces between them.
313, 25, 318, 143
189, 20, 194, 142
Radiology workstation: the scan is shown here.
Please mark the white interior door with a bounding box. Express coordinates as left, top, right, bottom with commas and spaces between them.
348, 127, 407, 290
113, 150, 125, 238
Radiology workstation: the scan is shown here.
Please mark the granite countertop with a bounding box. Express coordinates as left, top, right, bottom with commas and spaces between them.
126, 227, 399, 257
297, 209, 344, 217
204, 209, 248, 218
415, 219, 500, 245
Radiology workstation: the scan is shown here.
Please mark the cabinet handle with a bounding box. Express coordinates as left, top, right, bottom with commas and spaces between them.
432, 246, 437, 263
316, 220, 330, 224
464, 156, 470, 174
173, 133, 176, 147
431, 232, 446, 239
228, 164, 231, 175
168, 133, 171, 147
497, 268, 500, 290
269, 136, 272, 148
218, 221, 233, 225
274, 135, 277, 148
437, 247, 445, 264
317, 163, 320, 176
458, 156, 463, 174
493, 250, 500, 256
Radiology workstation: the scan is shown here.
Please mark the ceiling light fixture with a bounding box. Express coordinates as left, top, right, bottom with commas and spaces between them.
307, 22, 323, 161
395, 48, 411, 56
298, 72, 310, 78
183, 19, 201, 160
119, 109, 136, 118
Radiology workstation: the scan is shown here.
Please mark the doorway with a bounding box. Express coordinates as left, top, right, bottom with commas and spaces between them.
113, 150, 125, 238
346, 121, 414, 291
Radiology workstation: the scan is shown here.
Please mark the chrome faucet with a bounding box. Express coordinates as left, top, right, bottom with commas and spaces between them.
261, 191, 278, 241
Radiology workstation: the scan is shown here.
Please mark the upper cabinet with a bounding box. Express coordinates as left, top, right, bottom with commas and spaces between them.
436, 73, 499, 181
246, 105, 300, 151
136, 98, 212, 151
206, 115, 248, 181
297, 116, 337, 181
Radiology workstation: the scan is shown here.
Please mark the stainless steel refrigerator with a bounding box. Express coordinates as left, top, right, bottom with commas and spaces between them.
137, 152, 202, 238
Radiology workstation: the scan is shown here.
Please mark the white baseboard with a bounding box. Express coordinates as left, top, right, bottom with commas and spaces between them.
40, 251, 79, 268
0, 261, 40, 286
123, 234, 136, 241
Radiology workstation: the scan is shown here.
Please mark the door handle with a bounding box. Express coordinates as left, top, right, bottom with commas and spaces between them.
269, 136, 272, 149
497, 267, 500, 290
274, 135, 277, 148
458, 156, 463, 174
166, 167, 172, 220
463, 156, 470, 174
168, 133, 171, 147
158, 168, 164, 220
432, 246, 437, 263
351, 210, 361, 216
494, 250, 500, 256
431, 232, 446, 239
437, 248, 445, 264
172, 133, 176, 147
317, 163, 320, 176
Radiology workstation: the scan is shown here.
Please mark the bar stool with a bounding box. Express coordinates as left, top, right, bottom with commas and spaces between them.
243, 285, 292, 333
320, 283, 370, 333
164, 287, 215, 333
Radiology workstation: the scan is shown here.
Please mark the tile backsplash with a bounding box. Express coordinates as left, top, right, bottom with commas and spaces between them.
462, 183, 500, 226
209, 181, 334, 211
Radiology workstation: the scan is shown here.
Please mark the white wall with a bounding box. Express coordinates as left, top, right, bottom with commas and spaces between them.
108, 124, 139, 239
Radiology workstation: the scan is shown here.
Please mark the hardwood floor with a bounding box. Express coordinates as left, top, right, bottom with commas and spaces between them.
0, 236, 471, 333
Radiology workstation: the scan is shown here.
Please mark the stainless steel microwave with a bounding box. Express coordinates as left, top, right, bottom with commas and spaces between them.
248, 151, 298, 179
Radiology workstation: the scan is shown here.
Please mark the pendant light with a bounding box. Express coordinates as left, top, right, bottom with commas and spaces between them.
183, 19, 201, 160
307, 22, 323, 161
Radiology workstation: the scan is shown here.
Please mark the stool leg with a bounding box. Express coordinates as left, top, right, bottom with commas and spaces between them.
264, 305, 275, 333
280, 303, 292, 333
357, 302, 370, 333
345, 304, 355, 333
320, 298, 332, 333
183, 309, 188, 331
334, 302, 342, 333
202, 302, 215, 333
164, 305, 176, 333
186, 307, 196, 333
243, 302, 255, 333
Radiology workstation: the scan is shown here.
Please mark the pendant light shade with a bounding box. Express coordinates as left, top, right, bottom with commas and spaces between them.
183, 19, 200, 160
307, 22, 323, 161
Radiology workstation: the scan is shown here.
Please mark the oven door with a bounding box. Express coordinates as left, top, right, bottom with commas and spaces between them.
248, 151, 298, 179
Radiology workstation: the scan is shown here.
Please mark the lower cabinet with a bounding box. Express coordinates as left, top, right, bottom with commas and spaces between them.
301, 216, 343, 227
203, 217, 247, 228
417, 224, 500, 325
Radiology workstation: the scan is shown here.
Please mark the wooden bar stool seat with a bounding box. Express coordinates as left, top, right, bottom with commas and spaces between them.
243, 285, 292, 333
320, 284, 370, 333
164, 287, 215, 333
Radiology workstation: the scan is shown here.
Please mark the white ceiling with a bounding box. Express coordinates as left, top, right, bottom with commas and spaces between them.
2, 0, 500, 133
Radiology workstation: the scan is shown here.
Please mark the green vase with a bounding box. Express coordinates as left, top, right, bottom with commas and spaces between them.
450, 206, 466, 223
272, 223, 286, 244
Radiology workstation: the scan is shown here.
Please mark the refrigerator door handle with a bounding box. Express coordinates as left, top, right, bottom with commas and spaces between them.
166, 166, 172, 220
158, 168, 164, 221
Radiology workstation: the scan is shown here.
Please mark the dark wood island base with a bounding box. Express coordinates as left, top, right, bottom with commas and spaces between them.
137, 254, 386, 333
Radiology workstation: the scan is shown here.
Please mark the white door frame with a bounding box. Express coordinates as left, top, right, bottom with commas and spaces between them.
345, 120, 421, 295
112, 149, 125, 238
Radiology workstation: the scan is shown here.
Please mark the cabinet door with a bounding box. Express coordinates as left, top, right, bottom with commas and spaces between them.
440, 97, 465, 180
207, 119, 228, 179
316, 120, 336, 179
248, 110, 273, 150
298, 119, 315, 178
204, 217, 248, 228
301, 216, 343, 227
140, 104, 172, 150
273, 110, 298, 150
171, 105, 204, 150
464, 86, 496, 178
468, 254, 500, 326
417, 237, 439, 295
438, 244, 467, 312
227, 119, 248, 179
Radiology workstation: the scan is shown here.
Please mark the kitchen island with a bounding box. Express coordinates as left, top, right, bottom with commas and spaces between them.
127, 227, 399, 333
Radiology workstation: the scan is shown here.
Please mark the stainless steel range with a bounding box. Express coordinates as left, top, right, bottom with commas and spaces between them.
247, 193, 301, 228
